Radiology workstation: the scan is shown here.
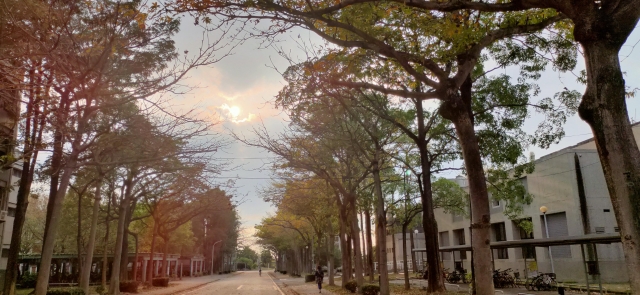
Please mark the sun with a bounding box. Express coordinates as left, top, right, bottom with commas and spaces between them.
228, 105, 241, 118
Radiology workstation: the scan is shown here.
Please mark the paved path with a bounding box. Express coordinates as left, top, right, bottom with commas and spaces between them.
161, 271, 286, 295
136, 273, 235, 295
269, 272, 335, 295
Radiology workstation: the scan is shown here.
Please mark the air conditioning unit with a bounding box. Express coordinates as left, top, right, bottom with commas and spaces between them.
0, 211, 6, 221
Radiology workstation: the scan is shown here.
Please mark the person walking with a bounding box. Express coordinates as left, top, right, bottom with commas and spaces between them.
314, 265, 324, 293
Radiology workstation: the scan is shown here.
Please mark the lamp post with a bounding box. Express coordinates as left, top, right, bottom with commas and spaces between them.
211, 240, 222, 275
540, 206, 555, 273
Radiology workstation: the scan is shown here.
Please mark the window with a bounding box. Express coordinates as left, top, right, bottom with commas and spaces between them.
614, 227, 620, 233
515, 219, 535, 259
540, 212, 571, 258
1, 249, 9, 257
603, 209, 610, 212
439, 231, 451, 260
493, 223, 507, 241
491, 222, 508, 259
454, 229, 466, 260
7, 207, 15, 217
595, 227, 605, 234
492, 199, 500, 208
12, 168, 21, 178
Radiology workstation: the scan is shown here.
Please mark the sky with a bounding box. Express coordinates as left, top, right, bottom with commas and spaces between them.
166, 16, 640, 249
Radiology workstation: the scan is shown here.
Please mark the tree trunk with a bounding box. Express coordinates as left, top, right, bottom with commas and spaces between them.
391, 227, 397, 274
102, 192, 112, 289
410, 229, 417, 273
131, 232, 139, 281
578, 39, 640, 295
339, 209, 350, 288
77, 188, 84, 280
147, 222, 157, 281
402, 223, 410, 290
372, 155, 390, 295
327, 223, 335, 286
364, 208, 374, 283
162, 240, 169, 277
348, 198, 365, 293
80, 182, 102, 294
4, 156, 40, 295
35, 162, 77, 295
440, 78, 493, 295
414, 96, 447, 293
360, 212, 366, 276
109, 173, 134, 295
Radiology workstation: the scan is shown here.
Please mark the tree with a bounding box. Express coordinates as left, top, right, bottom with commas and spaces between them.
260, 249, 273, 267
183, 3, 578, 293
238, 246, 259, 267
178, 1, 640, 292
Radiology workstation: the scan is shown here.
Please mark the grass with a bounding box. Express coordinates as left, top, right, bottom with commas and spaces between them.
323, 278, 463, 295
560, 283, 631, 293
16, 286, 106, 295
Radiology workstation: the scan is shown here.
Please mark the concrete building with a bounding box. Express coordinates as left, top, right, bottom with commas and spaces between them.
0, 60, 22, 287
433, 124, 640, 283
385, 231, 426, 272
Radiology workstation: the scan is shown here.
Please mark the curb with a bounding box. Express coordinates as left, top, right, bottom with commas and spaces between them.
140, 273, 240, 295
268, 273, 287, 295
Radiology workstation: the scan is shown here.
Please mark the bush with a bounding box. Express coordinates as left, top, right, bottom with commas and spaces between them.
46, 288, 85, 295
305, 274, 315, 282
95, 285, 107, 295
280, 270, 287, 275
119, 281, 139, 293
18, 273, 38, 289
362, 284, 380, 295
345, 280, 358, 293
152, 277, 169, 287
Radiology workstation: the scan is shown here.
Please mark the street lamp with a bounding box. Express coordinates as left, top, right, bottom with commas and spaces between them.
540, 206, 555, 274
211, 240, 222, 275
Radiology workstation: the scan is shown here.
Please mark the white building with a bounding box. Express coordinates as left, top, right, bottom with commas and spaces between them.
385, 231, 426, 272
433, 124, 640, 283
0, 61, 22, 287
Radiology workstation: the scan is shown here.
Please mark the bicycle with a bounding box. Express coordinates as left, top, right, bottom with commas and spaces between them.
493, 268, 516, 288
446, 269, 467, 284
525, 273, 557, 291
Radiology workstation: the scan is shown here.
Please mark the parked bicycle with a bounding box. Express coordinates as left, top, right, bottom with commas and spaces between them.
525, 273, 557, 291
493, 268, 516, 288
446, 269, 468, 284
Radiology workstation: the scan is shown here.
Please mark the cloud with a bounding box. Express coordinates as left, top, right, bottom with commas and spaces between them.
215, 104, 258, 124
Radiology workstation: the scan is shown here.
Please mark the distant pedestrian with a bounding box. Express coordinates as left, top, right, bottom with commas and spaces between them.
314, 265, 324, 293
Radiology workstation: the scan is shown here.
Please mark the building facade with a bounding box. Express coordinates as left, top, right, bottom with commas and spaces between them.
384, 231, 426, 272
0, 60, 22, 288
433, 125, 640, 283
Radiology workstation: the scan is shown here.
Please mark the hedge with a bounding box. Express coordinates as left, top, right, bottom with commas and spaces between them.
152, 277, 170, 287
46, 288, 84, 295
305, 274, 315, 282
345, 280, 357, 293
119, 281, 140, 293
362, 284, 380, 295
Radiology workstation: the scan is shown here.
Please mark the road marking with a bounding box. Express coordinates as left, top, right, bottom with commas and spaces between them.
237, 285, 243, 290
268, 274, 286, 295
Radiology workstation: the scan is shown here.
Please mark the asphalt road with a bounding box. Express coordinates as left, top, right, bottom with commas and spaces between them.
177, 271, 285, 295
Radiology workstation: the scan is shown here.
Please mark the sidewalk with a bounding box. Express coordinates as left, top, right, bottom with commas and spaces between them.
135, 273, 234, 295
269, 271, 336, 295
